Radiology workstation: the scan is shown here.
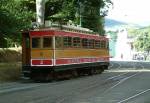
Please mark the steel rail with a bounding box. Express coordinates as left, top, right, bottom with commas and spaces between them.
117, 89, 150, 103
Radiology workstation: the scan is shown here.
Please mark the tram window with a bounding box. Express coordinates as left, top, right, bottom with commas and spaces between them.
89, 39, 94, 48
95, 40, 100, 48
101, 41, 106, 48
73, 37, 80, 47
43, 37, 52, 48
32, 38, 41, 48
55, 37, 62, 48
82, 38, 88, 48
63, 36, 72, 47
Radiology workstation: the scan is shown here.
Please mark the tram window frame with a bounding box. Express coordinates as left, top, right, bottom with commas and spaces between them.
31, 37, 41, 48
95, 40, 100, 48
82, 38, 88, 48
43, 37, 52, 48
89, 39, 94, 49
63, 36, 72, 48
101, 41, 106, 48
55, 36, 62, 48
73, 37, 81, 48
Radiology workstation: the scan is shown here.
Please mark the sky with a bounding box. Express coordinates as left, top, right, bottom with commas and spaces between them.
106, 0, 150, 26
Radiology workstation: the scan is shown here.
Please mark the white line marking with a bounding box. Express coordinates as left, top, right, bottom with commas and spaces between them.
117, 89, 150, 103
106, 72, 128, 80
105, 72, 140, 93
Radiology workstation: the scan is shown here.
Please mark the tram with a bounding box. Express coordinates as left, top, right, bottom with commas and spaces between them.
22, 25, 109, 80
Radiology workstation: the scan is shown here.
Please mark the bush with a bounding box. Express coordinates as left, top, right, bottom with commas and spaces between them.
0, 48, 21, 62
0, 63, 21, 82
0, 48, 22, 82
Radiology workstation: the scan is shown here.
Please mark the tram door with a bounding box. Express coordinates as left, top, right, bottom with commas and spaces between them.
22, 32, 31, 66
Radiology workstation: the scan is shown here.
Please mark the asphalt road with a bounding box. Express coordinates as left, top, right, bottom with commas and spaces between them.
0, 61, 150, 103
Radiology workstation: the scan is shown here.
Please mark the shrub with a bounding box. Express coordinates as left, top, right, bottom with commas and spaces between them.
0, 48, 21, 62
0, 63, 21, 82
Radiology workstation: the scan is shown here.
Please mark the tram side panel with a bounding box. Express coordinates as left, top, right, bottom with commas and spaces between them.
54, 36, 109, 71
54, 49, 109, 72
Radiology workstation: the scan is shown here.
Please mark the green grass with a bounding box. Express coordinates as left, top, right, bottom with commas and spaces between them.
0, 62, 21, 82
0, 48, 21, 62
0, 48, 22, 82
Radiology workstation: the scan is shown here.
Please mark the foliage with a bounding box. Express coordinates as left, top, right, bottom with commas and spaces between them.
75, 0, 112, 34
107, 31, 117, 42
0, 62, 21, 82
129, 27, 150, 52
127, 28, 140, 38
23, 0, 112, 34
0, 0, 34, 47
0, 48, 21, 62
0, 0, 112, 47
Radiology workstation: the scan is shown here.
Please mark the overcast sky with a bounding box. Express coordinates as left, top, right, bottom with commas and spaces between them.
106, 0, 150, 26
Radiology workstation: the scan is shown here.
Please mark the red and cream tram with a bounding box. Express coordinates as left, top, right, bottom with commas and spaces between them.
22, 26, 109, 80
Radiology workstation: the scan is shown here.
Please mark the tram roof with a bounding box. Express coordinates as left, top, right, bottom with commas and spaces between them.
28, 25, 108, 41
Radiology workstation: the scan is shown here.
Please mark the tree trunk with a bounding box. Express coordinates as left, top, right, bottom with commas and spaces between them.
36, 0, 46, 27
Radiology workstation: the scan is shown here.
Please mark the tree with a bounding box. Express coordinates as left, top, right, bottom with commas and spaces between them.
0, 0, 112, 47
75, 0, 112, 35
24, 0, 112, 34
0, 0, 34, 47
129, 27, 150, 59
134, 30, 150, 52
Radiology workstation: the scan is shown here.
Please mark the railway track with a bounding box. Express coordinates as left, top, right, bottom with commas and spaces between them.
115, 62, 150, 103
0, 82, 44, 95
0, 61, 118, 94
55, 61, 149, 103
117, 88, 150, 103
95, 61, 150, 103
52, 61, 145, 103
0, 61, 149, 103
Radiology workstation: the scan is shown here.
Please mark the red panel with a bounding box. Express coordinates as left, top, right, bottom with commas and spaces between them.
32, 60, 41, 65
56, 57, 109, 65
56, 59, 71, 65
30, 31, 54, 37
29, 30, 108, 41
43, 60, 52, 65
32, 60, 52, 65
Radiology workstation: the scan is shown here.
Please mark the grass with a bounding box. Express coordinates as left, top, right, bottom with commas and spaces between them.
0, 48, 22, 82
0, 62, 21, 82
0, 48, 21, 62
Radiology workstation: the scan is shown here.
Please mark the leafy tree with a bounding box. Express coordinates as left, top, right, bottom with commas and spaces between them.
0, 0, 112, 47
134, 28, 150, 51
0, 0, 34, 47
129, 27, 150, 57
23, 0, 112, 34
107, 31, 117, 42
76, 0, 112, 34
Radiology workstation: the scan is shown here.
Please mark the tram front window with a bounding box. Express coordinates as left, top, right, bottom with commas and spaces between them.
43, 37, 52, 48
32, 38, 41, 48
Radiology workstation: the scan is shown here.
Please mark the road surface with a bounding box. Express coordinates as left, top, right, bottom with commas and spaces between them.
0, 61, 150, 103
